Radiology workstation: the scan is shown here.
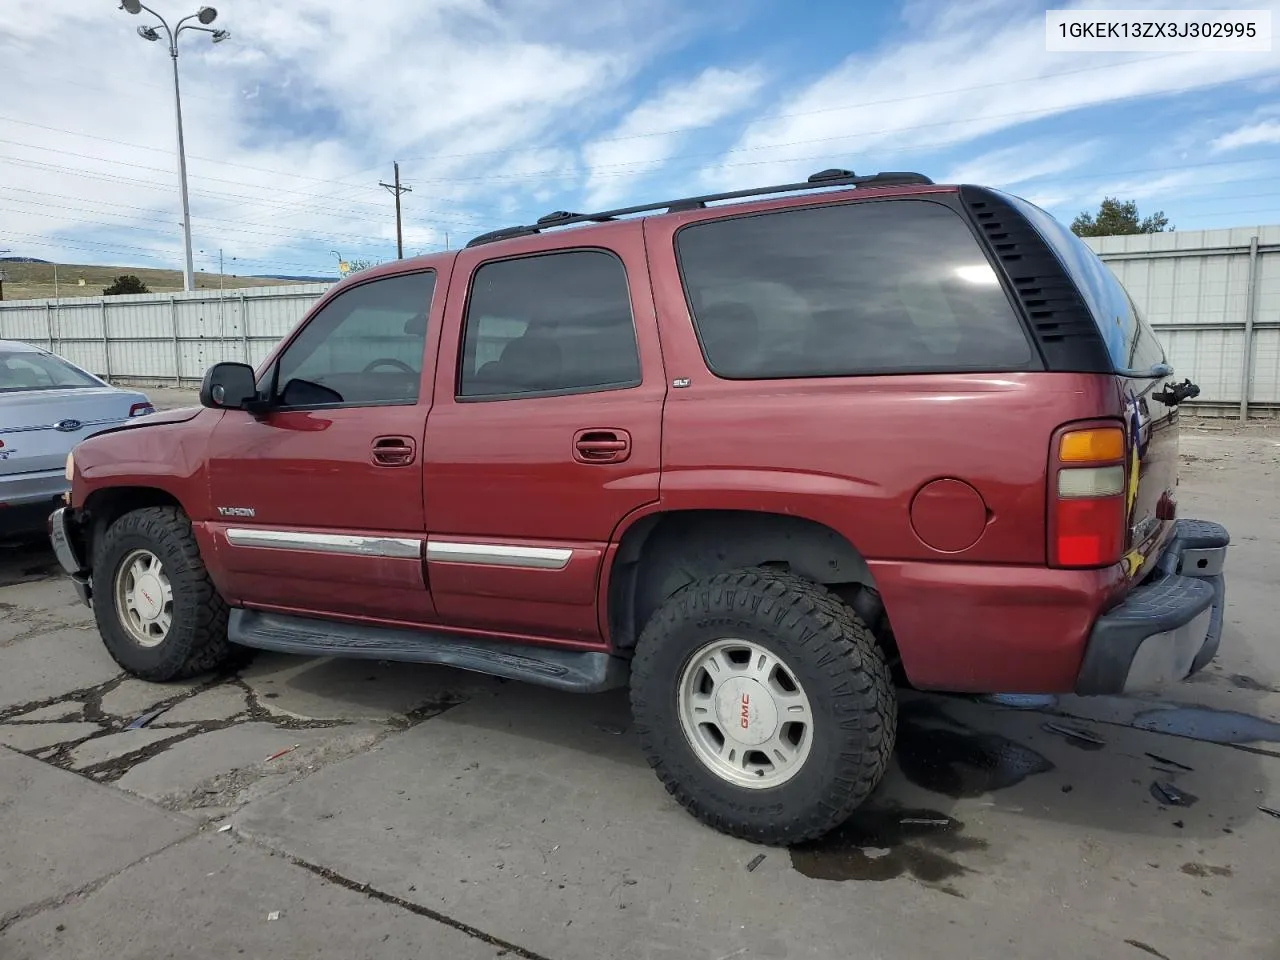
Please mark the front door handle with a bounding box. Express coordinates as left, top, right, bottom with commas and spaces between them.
372, 435, 416, 466
573, 429, 631, 464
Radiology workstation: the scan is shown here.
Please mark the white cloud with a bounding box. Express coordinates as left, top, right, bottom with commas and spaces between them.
581, 66, 766, 209
0, 0, 686, 272
941, 140, 1100, 187
1211, 120, 1280, 153
3, 0, 1280, 275
697, 0, 1280, 190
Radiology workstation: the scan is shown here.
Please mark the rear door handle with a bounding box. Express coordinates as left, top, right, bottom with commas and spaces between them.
372, 435, 416, 466
573, 429, 631, 464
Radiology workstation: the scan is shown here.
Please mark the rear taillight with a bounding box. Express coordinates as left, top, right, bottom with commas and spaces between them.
129, 402, 155, 417
1050, 425, 1128, 568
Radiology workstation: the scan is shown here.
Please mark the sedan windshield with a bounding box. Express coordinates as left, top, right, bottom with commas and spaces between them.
0, 349, 100, 392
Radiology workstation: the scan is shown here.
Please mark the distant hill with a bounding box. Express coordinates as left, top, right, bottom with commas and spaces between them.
0, 257, 51, 264
251, 274, 339, 282
0, 261, 324, 302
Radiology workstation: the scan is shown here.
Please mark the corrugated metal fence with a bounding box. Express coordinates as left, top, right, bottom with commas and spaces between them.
1084, 226, 1280, 418
1, 224, 1278, 417
0, 283, 330, 384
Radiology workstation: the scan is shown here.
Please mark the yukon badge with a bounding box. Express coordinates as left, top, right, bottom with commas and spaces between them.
217, 506, 256, 518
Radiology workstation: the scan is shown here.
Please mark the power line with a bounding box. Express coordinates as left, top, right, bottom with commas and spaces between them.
0, 155, 498, 228
0, 114, 391, 189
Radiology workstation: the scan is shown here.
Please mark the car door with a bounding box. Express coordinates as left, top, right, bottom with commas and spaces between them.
423, 225, 666, 642
204, 267, 443, 624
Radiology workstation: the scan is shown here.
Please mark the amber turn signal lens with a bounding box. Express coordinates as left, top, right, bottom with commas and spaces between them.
1059, 427, 1125, 462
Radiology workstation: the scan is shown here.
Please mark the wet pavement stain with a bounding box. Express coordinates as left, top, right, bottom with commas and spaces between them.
1132, 706, 1280, 744
1041, 721, 1106, 751
1180, 862, 1232, 878
894, 699, 1055, 798
981, 693, 1059, 710
1124, 939, 1172, 960
790, 808, 986, 886
1227, 674, 1277, 693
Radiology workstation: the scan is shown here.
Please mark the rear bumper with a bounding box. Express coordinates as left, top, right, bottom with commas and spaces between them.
1, 496, 67, 538
1, 469, 69, 507
1074, 519, 1229, 695
1, 471, 68, 536
48, 506, 92, 606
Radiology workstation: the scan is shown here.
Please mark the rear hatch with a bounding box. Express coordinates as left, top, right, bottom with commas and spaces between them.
0, 387, 145, 477
1116, 310, 1180, 579
1003, 195, 1181, 580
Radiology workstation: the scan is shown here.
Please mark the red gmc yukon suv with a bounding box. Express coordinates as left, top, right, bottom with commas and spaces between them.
49, 169, 1228, 843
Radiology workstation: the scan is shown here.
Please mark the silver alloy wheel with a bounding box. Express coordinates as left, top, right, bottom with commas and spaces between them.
676, 638, 815, 789
113, 548, 174, 648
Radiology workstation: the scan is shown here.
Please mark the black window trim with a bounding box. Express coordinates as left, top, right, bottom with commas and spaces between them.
672, 194, 1043, 382
262, 267, 438, 413
454, 245, 643, 404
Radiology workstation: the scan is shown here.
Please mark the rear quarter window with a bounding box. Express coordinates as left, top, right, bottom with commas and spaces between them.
1000, 192, 1166, 373
675, 198, 1035, 379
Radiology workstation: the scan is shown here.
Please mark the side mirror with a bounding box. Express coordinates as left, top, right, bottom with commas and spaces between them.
200, 362, 259, 410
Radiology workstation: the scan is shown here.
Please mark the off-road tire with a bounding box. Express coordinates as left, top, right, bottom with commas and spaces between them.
93, 506, 243, 681
630, 566, 896, 845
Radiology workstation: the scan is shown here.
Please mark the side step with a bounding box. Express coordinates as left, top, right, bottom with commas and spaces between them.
228, 609, 630, 694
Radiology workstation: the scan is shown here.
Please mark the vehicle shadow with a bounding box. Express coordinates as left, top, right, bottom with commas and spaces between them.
0, 538, 59, 589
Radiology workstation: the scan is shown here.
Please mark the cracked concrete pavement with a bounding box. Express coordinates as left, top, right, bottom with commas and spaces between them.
1, 409, 1278, 959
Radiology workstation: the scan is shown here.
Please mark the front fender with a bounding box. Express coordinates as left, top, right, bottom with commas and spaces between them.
71, 408, 221, 515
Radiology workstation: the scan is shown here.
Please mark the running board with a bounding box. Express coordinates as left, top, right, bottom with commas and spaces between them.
228, 609, 629, 694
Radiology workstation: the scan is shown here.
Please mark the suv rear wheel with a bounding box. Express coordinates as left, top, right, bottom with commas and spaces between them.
630, 567, 896, 844
93, 506, 242, 681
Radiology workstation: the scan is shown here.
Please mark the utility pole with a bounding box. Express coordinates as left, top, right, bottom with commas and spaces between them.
0, 249, 8, 302
380, 161, 412, 259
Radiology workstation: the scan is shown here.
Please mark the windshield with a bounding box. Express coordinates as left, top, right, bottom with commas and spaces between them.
0, 349, 100, 393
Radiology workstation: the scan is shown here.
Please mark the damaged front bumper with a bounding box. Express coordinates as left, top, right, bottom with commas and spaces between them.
1075, 519, 1229, 695
48, 506, 92, 606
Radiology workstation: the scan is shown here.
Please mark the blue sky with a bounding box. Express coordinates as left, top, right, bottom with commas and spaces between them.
2, 0, 1279, 279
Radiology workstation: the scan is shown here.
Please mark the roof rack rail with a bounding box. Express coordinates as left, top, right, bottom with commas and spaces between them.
464, 168, 933, 248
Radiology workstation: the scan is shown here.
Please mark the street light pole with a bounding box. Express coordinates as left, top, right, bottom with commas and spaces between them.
118, 2, 231, 293
169, 44, 195, 292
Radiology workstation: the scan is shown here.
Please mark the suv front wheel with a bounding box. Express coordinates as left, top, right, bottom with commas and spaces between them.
630, 567, 896, 844
93, 506, 241, 681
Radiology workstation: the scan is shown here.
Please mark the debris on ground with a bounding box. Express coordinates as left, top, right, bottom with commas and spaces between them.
1145, 752, 1194, 772
900, 817, 950, 826
1042, 721, 1106, 748
593, 722, 626, 736
264, 744, 299, 762
266, 911, 281, 921
217, 824, 232, 833
127, 707, 169, 729
1151, 781, 1199, 808
746, 854, 766, 872
1258, 805, 1280, 820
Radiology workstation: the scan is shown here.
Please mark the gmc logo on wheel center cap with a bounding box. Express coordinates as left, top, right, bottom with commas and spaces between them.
740, 693, 751, 729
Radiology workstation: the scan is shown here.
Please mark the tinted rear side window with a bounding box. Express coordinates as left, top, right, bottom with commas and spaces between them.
676, 199, 1034, 379
1001, 191, 1166, 372
458, 249, 641, 399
